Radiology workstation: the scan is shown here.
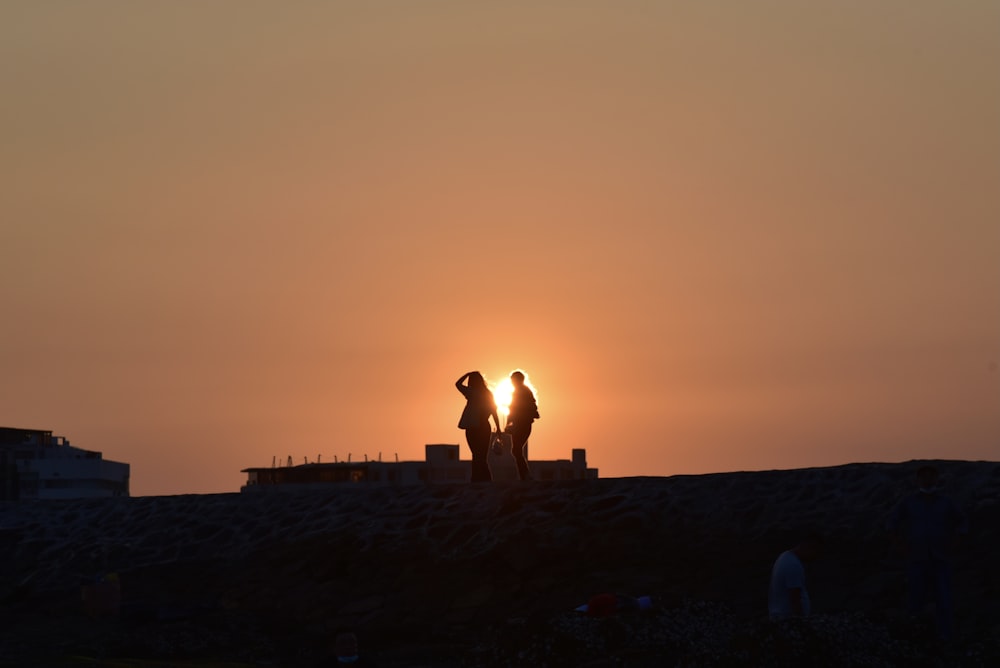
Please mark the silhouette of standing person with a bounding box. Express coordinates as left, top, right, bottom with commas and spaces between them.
456, 371, 501, 482
888, 465, 968, 642
505, 370, 540, 481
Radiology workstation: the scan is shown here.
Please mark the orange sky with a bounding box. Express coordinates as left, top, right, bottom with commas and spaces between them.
2, 2, 997, 495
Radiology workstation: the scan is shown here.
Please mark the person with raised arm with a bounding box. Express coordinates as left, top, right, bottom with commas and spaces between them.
456, 371, 502, 482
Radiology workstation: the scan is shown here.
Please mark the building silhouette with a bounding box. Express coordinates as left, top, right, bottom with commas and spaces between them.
241, 442, 596, 492
0, 427, 130, 500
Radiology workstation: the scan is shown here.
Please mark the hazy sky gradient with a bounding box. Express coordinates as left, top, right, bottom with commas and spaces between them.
3, 2, 998, 495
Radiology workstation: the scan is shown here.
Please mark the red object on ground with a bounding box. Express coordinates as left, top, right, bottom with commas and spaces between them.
586, 593, 619, 618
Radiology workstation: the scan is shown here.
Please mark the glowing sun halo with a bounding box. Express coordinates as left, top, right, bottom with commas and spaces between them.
493, 377, 514, 417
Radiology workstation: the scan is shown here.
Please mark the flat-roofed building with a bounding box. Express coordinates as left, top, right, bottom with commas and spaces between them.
241, 442, 596, 492
0, 427, 130, 500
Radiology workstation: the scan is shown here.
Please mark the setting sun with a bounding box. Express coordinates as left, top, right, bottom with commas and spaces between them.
493, 377, 514, 418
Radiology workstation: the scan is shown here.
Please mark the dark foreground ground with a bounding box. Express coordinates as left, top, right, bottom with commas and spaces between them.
2, 460, 998, 666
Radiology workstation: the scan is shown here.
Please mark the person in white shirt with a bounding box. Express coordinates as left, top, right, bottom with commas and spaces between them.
768, 533, 824, 620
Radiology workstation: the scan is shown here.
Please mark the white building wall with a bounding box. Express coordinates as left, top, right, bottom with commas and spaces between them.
19, 454, 130, 499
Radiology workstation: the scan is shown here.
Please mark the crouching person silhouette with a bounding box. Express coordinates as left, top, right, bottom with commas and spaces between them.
768, 533, 824, 620
332, 627, 378, 666
888, 465, 968, 643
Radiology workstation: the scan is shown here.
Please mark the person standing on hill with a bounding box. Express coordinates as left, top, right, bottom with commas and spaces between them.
888, 465, 968, 642
456, 371, 502, 483
505, 370, 540, 481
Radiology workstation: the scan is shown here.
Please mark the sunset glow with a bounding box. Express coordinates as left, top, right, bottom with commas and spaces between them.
1, 2, 997, 495
492, 371, 539, 422
493, 378, 514, 418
